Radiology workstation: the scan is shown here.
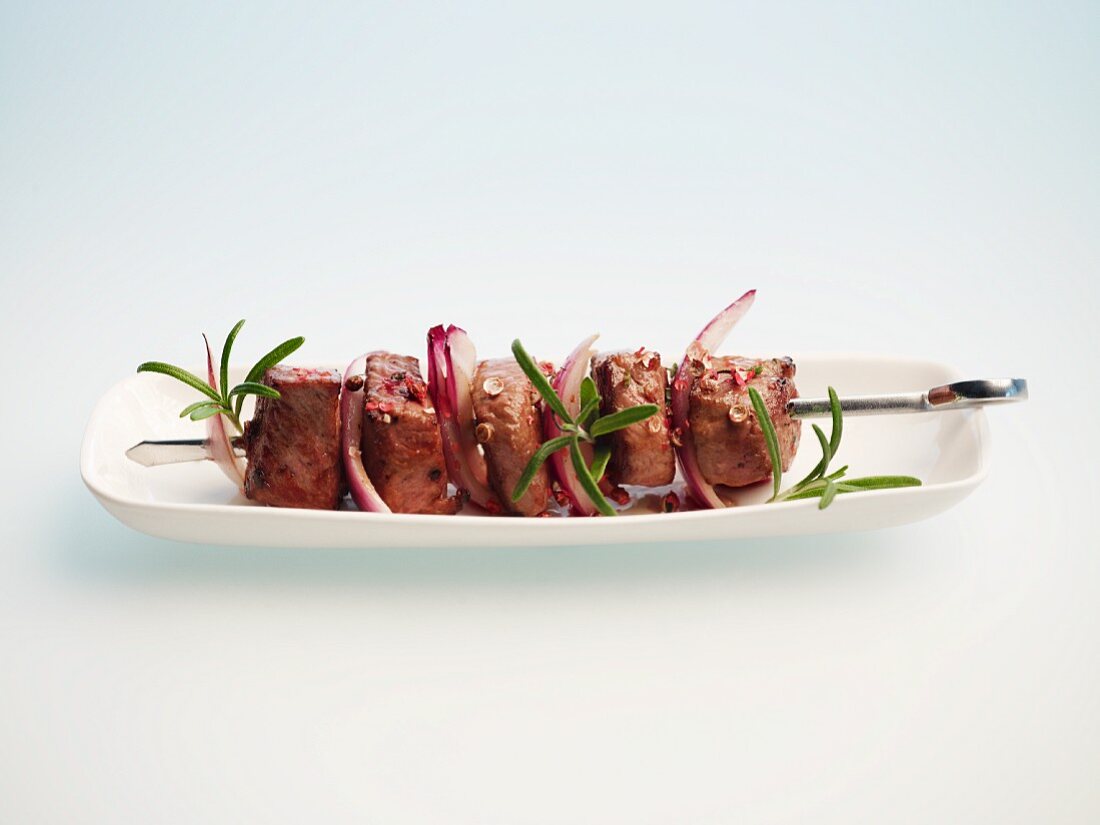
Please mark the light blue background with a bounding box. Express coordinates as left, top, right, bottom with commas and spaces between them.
2, 2, 1097, 822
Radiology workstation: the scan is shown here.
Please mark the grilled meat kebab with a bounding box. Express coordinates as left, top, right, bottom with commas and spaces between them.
238, 348, 800, 513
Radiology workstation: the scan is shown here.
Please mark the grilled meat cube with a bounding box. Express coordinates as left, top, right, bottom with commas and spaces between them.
688, 356, 801, 488
591, 350, 675, 487
244, 366, 344, 510
471, 359, 549, 516
361, 352, 456, 514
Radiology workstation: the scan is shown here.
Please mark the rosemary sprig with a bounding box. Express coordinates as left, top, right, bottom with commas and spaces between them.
510, 339, 659, 515
137, 320, 304, 434
748, 385, 921, 509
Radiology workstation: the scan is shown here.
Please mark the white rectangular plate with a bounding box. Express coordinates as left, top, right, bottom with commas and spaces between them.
81, 354, 990, 548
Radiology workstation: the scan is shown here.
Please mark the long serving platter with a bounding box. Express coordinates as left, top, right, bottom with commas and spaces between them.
81, 353, 994, 548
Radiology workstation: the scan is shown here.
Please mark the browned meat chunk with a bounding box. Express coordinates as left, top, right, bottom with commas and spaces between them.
689, 356, 801, 488
591, 350, 675, 487
361, 352, 456, 514
244, 366, 344, 510
471, 359, 549, 516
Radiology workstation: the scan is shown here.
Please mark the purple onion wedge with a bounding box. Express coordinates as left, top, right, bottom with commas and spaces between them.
426, 325, 500, 512
203, 334, 246, 490
340, 354, 391, 513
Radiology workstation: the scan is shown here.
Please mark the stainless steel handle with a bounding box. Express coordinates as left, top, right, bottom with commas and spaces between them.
788, 378, 1028, 419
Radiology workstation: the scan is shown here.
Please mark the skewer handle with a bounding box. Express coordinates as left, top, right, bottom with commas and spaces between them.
788, 378, 1028, 419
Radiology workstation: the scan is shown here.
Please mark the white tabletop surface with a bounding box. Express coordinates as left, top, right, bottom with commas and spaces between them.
2, 3, 1097, 822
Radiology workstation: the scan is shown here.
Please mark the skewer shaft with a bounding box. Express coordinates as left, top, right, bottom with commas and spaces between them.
126, 437, 243, 467
126, 378, 1027, 466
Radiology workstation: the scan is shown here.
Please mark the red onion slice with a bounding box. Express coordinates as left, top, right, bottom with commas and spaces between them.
671, 290, 757, 509
203, 334, 246, 490
341, 354, 391, 513
426, 325, 499, 512
543, 333, 601, 516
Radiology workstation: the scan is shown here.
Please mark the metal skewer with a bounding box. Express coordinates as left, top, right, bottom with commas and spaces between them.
125, 378, 1028, 467
126, 437, 245, 467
